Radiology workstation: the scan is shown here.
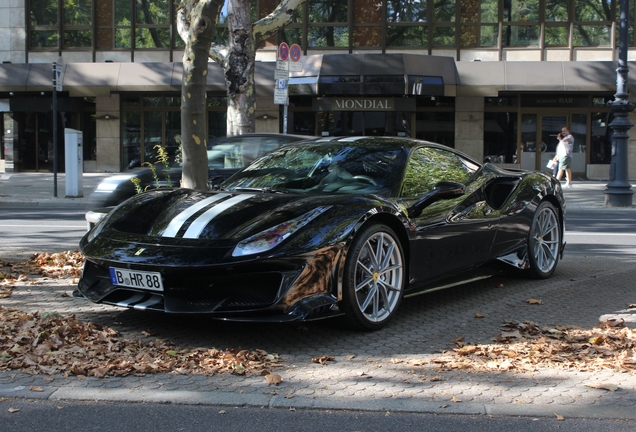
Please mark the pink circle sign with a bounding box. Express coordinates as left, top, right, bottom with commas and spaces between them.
278, 43, 289, 61
290, 44, 301, 62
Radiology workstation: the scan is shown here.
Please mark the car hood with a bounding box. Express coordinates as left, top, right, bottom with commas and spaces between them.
82, 188, 388, 264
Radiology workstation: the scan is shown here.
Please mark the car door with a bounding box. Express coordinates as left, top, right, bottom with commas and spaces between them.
402, 146, 499, 283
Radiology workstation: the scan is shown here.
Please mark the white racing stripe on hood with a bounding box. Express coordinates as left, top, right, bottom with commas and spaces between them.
161, 194, 230, 238
183, 194, 256, 239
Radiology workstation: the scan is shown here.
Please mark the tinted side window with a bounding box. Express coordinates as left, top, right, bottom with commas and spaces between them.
400, 147, 474, 197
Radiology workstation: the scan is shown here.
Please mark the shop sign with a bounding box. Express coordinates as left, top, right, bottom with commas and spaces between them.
522, 95, 589, 108
313, 97, 416, 112
333, 98, 394, 111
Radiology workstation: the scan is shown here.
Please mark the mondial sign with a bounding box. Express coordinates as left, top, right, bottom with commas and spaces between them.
332, 97, 394, 111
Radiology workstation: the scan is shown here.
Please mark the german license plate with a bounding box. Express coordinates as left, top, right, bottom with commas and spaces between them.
109, 268, 164, 292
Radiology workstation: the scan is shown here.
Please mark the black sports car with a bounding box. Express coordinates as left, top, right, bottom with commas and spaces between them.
78, 137, 566, 330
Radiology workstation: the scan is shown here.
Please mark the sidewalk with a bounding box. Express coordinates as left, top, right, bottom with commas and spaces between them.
1, 172, 636, 421
0, 172, 112, 209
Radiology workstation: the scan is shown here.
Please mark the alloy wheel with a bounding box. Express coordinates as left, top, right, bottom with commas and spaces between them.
353, 231, 404, 323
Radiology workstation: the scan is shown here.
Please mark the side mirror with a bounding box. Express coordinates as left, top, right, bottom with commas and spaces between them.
408, 181, 466, 218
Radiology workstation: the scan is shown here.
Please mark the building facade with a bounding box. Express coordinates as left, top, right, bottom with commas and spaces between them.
1, 0, 635, 179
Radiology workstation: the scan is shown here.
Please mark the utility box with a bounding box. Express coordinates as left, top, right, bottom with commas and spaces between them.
64, 128, 83, 197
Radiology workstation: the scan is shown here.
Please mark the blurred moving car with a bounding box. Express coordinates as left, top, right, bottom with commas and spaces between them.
89, 133, 312, 207
78, 136, 566, 330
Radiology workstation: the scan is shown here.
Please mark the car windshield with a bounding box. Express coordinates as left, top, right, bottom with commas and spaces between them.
221, 141, 408, 196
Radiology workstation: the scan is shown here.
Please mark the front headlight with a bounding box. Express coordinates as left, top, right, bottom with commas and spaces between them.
232, 206, 332, 257
85, 209, 115, 243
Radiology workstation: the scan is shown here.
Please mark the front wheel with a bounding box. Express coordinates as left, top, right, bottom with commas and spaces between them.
526, 201, 561, 278
340, 224, 405, 331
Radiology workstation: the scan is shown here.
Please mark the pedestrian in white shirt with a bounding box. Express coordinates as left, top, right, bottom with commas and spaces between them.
553, 126, 573, 188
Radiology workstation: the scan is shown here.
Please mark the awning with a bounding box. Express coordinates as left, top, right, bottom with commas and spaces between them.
0, 62, 229, 97
456, 60, 621, 96
0, 56, 629, 99
289, 53, 457, 97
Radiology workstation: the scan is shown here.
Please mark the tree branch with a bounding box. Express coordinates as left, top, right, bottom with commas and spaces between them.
253, 0, 305, 46
209, 44, 229, 67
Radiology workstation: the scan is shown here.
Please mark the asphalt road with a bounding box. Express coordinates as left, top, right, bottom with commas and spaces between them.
0, 207, 88, 260
1, 399, 634, 432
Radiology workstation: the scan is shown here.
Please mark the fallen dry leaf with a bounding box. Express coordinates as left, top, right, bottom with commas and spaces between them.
312, 355, 335, 365
451, 395, 462, 403
342, 354, 356, 361
265, 373, 282, 386
600, 318, 625, 328
584, 382, 619, 392
8, 408, 20, 413
218, 410, 227, 415
526, 299, 543, 305
456, 345, 478, 356
475, 313, 484, 318
554, 413, 565, 421
29, 386, 44, 392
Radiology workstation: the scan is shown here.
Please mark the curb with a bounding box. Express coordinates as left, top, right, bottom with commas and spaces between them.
0, 200, 93, 209
1, 385, 634, 420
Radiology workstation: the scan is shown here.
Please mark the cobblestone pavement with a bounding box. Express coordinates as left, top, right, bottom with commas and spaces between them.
2, 254, 636, 419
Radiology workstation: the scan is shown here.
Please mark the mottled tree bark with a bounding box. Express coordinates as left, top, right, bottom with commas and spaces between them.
223, 0, 306, 136
177, 0, 223, 190
225, 0, 256, 135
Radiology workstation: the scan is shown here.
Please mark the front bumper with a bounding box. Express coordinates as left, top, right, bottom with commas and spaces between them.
77, 245, 344, 322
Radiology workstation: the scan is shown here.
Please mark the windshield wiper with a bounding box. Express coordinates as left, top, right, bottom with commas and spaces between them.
234, 187, 289, 194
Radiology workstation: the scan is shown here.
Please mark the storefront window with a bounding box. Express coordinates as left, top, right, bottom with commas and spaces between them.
122, 94, 225, 170
291, 111, 316, 135
122, 111, 141, 170
591, 112, 613, 164
208, 111, 227, 139
415, 112, 455, 147
519, 113, 537, 171
317, 111, 364, 135
483, 112, 518, 163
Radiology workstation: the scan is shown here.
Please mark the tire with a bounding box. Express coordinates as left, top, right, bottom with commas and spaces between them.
526, 201, 561, 278
340, 224, 405, 330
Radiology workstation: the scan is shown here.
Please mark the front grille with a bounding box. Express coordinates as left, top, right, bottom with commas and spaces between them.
81, 261, 284, 311
168, 272, 283, 309
80, 262, 114, 298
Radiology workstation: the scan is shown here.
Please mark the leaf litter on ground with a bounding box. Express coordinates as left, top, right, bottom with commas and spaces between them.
0, 306, 282, 378
430, 320, 636, 373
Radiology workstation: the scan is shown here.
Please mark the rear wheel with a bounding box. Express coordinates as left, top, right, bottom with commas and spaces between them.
340, 224, 405, 330
526, 201, 561, 278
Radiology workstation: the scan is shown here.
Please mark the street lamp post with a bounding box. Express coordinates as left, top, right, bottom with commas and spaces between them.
605, 0, 635, 207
